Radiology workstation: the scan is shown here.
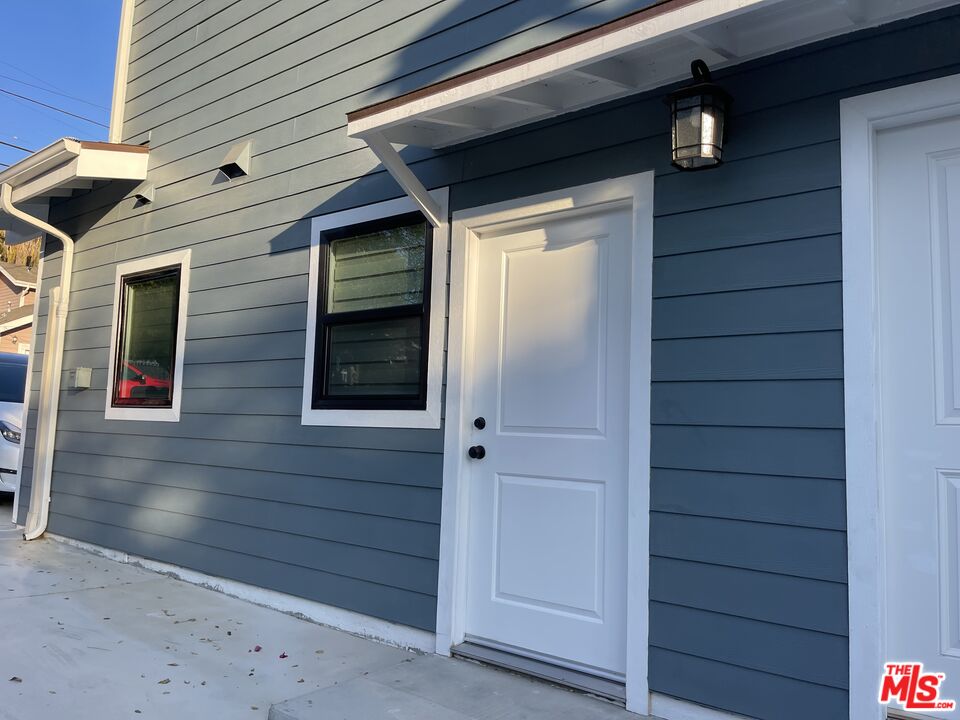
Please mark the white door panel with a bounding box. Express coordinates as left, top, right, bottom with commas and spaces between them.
464, 208, 630, 677
879, 115, 960, 716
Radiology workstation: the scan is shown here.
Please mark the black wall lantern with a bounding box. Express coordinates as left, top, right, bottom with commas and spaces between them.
666, 59, 731, 170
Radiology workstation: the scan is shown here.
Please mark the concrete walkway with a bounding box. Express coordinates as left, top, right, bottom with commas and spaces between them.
0, 498, 637, 720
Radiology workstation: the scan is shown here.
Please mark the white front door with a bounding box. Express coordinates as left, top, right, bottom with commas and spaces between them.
462, 206, 631, 678
879, 114, 960, 715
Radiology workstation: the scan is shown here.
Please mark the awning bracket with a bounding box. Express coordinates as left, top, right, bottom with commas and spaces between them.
362, 132, 443, 228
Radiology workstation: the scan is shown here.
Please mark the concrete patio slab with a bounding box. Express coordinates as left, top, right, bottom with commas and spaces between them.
270, 653, 636, 720
0, 496, 641, 720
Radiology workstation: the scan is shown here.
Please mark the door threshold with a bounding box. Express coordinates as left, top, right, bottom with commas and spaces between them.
451, 641, 626, 703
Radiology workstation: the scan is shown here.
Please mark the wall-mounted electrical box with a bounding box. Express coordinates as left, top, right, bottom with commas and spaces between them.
73, 367, 92, 390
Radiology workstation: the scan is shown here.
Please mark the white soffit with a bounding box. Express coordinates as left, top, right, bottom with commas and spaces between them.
347, 0, 958, 149
0, 138, 150, 204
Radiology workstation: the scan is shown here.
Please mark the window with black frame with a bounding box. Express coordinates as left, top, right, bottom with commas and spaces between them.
111, 266, 181, 408
312, 211, 432, 410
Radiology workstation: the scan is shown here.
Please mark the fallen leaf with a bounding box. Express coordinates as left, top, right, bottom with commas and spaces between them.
253, 645, 262, 652
279, 652, 288, 659
158, 678, 171, 685
297, 678, 304, 684
167, 663, 179, 667
9, 677, 21, 683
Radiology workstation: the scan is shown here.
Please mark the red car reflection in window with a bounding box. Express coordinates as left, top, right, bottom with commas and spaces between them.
116, 361, 172, 401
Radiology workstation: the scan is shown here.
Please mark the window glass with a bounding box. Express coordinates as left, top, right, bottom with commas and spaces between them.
326, 316, 422, 397
327, 226, 425, 313
0, 360, 27, 403
314, 213, 430, 409
112, 268, 180, 407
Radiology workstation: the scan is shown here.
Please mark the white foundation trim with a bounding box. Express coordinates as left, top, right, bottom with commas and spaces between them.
104, 249, 191, 422
649, 693, 754, 720
841, 72, 960, 720
301, 190, 449, 429
437, 174, 654, 715
47, 533, 435, 653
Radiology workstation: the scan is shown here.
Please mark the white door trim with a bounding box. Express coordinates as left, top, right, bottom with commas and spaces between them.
436, 173, 654, 715
841, 72, 960, 720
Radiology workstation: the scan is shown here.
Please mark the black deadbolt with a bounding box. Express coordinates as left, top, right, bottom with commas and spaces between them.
468, 445, 486, 460
473, 416, 486, 430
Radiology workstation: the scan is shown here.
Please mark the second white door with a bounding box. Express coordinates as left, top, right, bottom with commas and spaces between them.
463, 206, 631, 678
879, 113, 960, 715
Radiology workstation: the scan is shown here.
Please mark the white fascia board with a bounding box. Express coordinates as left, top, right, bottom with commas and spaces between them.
0, 138, 81, 191
8, 146, 149, 204
0, 315, 33, 333
11, 158, 81, 204
347, 0, 777, 138
75, 147, 150, 182
109, 0, 136, 143
0, 265, 36, 290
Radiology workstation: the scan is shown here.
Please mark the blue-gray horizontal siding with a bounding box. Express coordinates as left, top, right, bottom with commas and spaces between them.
440, 9, 958, 719
19, 0, 670, 634
16, 4, 960, 719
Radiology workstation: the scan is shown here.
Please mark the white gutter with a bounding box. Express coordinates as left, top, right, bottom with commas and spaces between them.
0, 183, 74, 540
0, 138, 82, 190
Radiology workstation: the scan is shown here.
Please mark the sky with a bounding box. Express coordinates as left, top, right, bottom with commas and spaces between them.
0, 0, 121, 170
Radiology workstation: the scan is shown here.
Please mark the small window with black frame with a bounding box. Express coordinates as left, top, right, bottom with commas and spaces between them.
313, 211, 432, 410
111, 266, 181, 408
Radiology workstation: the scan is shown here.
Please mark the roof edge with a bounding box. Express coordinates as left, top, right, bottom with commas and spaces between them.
347, 0, 691, 124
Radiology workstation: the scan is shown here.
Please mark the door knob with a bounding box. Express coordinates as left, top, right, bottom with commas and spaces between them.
473, 416, 486, 430
468, 445, 486, 460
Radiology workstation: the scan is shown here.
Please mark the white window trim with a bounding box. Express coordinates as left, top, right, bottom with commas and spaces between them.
841, 73, 960, 720
104, 249, 191, 423
302, 189, 449, 429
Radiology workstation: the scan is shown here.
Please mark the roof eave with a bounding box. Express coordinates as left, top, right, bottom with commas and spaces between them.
0, 139, 150, 205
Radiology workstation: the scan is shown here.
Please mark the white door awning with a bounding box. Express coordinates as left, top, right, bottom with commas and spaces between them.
0, 138, 149, 205
346, 0, 955, 224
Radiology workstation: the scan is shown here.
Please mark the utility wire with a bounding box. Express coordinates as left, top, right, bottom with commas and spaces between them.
0, 88, 108, 128
0, 161, 9, 168
1, 89, 93, 137
0, 139, 33, 153
0, 73, 109, 111
0, 59, 76, 99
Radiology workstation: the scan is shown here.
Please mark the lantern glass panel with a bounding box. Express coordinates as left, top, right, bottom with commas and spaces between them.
670, 89, 727, 170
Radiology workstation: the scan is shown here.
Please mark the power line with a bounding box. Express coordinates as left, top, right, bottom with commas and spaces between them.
0, 139, 33, 153
0, 161, 9, 169
1, 89, 93, 136
0, 59, 75, 98
0, 88, 108, 128
0, 73, 109, 111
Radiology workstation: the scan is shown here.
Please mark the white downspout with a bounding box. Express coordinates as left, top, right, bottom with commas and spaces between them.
0, 183, 74, 540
